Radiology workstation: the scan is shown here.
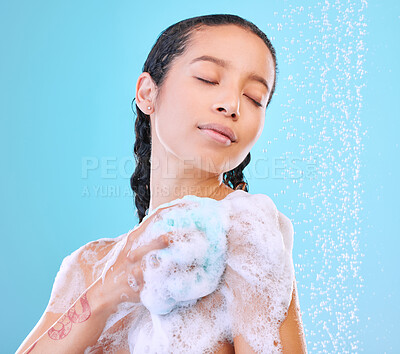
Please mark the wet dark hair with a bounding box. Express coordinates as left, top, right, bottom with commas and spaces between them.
130, 14, 278, 222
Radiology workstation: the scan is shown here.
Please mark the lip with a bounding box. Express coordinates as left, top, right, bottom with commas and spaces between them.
197, 123, 237, 143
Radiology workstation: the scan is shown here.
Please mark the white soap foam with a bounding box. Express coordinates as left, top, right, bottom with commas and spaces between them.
222, 193, 295, 353
134, 197, 230, 315
48, 190, 295, 353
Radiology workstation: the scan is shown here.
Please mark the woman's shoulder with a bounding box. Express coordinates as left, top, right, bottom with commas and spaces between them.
229, 190, 294, 252
77, 233, 126, 267
45, 231, 129, 314
66, 232, 128, 276
254, 192, 294, 252
277, 210, 294, 252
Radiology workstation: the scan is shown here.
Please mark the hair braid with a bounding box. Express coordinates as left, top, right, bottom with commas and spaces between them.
130, 105, 152, 221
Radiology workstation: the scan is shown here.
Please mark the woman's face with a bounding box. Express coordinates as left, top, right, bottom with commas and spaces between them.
149, 24, 275, 175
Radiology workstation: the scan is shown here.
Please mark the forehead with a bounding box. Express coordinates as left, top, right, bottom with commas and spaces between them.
179, 24, 275, 85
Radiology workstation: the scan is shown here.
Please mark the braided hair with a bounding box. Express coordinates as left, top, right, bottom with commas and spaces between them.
131, 14, 278, 222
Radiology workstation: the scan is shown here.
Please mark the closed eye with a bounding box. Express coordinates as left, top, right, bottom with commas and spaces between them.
196, 77, 263, 108
196, 77, 218, 85
248, 97, 262, 107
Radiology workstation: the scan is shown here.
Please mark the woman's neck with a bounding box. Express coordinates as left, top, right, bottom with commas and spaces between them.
147, 181, 235, 213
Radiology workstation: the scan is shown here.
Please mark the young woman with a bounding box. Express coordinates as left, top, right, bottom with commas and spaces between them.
17, 14, 307, 353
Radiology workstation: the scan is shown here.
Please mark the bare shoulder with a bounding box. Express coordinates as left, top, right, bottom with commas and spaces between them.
250, 192, 294, 252
65, 232, 131, 283
45, 233, 127, 314
278, 210, 294, 252
75, 236, 121, 281
232, 191, 295, 253
64, 237, 119, 281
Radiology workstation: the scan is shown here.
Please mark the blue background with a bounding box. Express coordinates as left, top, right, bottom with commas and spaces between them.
1, 0, 398, 352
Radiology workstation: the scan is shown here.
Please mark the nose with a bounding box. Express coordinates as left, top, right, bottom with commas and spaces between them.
212, 94, 240, 119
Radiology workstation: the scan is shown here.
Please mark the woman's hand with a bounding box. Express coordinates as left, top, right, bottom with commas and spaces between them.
16, 204, 180, 354
89, 206, 179, 313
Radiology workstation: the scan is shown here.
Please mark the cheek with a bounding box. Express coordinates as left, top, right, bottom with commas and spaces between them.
254, 118, 265, 139
243, 116, 265, 142
154, 112, 187, 147
152, 94, 199, 155
162, 79, 200, 122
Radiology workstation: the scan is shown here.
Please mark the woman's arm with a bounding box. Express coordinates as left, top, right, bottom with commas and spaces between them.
233, 278, 307, 354
16, 278, 118, 354
279, 279, 307, 352
17, 206, 173, 353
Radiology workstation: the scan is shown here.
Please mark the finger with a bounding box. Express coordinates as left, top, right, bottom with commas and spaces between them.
124, 202, 184, 252
127, 232, 172, 263
123, 211, 163, 253
124, 201, 186, 257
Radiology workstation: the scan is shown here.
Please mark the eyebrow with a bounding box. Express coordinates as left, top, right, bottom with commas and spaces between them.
189, 55, 270, 93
